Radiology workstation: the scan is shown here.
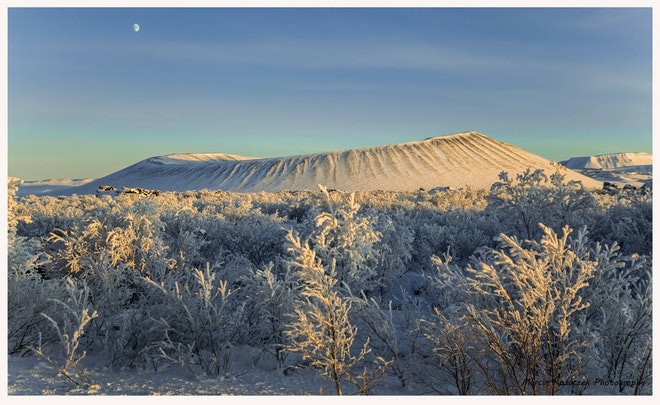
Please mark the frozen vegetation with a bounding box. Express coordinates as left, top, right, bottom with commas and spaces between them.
6, 168, 652, 396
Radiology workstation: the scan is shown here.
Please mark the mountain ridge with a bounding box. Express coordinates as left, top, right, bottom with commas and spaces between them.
25, 131, 604, 196
560, 152, 652, 170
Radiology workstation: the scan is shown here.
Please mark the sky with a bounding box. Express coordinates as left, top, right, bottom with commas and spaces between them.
5, 4, 654, 180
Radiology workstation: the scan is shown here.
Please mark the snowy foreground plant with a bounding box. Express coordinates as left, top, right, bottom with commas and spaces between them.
487, 168, 596, 240
285, 230, 389, 395
432, 224, 598, 394
142, 264, 244, 378
312, 185, 382, 295
7, 175, 652, 395
29, 278, 99, 388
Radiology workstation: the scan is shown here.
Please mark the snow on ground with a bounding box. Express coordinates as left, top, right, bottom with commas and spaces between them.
5, 350, 654, 399
5, 347, 417, 397
573, 167, 652, 189
6, 351, 332, 395
19, 131, 603, 197
14, 178, 95, 197
7, 135, 654, 400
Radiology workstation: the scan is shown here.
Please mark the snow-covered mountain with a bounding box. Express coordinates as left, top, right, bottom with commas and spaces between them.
29, 131, 604, 196
560, 152, 652, 170
560, 152, 652, 189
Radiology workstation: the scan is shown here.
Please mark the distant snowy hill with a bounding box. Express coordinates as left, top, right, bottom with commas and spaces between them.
23, 131, 604, 196
14, 178, 95, 197
560, 152, 652, 189
560, 152, 652, 170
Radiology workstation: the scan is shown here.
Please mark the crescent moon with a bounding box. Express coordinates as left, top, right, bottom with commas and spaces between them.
133, 24, 140, 32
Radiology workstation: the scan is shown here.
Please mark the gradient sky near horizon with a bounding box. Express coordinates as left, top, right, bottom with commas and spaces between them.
7, 7, 653, 180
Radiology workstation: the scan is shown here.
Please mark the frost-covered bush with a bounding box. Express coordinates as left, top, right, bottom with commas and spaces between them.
589, 191, 652, 256
348, 293, 409, 388
431, 224, 597, 394
216, 212, 288, 268
8, 179, 66, 354
285, 230, 388, 395
309, 186, 382, 295
370, 211, 414, 296
237, 263, 296, 368
487, 168, 597, 240
14, 194, 95, 239
100, 306, 160, 371
416, 308, 476, 394
80, 260, 148, 367
443, 210, 498, 262
592, 266, 652, 394
7, 178, 651, 394
141, 263, 245, 378
190, 209, 288, 271
42, 211, 173, 279
577, 243, 653, 394
427, 186, 489, 211
159, 205, 209, 270
424, 220, 653, 395
29, 278, 99, 388
7, 262, 67, 354
408, 217, 450, 272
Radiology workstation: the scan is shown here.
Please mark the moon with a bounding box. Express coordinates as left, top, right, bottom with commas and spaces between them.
133, 23, 140, 32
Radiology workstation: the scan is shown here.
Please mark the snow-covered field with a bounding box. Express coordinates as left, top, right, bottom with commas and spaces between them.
6, 349, 373, 396
6, 134, 653, 399
13, 178, 95, 198
5, 350, 652, 397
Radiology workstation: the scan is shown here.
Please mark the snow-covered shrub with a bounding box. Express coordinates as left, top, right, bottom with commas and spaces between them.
370, 212, 414, 296
8, 178, 29, 236
443, 210, 498, 263
80, 258, 149, 367
577, 242, 653, 394
7, 259, 67, 354
200, 190, 256, 219
589, 191, 652, 256
8, 179, 68, 354
440, 224, 597, 394
408, 219, 450, 272
411, 254, 477, 394
29, 278, 99, 388
14, 194, 92, 239
220, 212, 288, 268
159, 205, 209, 270
417, 308, 476, 394
237, 262, 296, 368
42, 211, 173, 280
100, 306, 160, 371
310, 185, 382, 295
427, 186, 488, 211
141, 263, 245, 378
348, 293, 408, 388
285, 230, 389, 395
487, 168, 597, 240
256, 190, 318, 223
592, 267, 652, 393
193, 209, 288, 270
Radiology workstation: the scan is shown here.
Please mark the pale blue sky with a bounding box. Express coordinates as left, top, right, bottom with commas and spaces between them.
7, 7, 653, 180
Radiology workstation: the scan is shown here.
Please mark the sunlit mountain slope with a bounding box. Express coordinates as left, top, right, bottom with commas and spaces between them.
40, 131, 604, 195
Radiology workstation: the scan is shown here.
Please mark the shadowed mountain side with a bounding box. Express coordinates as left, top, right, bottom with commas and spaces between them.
46, 131, 603, 196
